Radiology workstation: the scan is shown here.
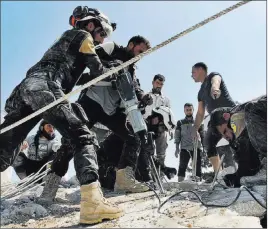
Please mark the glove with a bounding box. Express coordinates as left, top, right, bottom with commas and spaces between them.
210, 87, 221, 100
163, 167, 177, 180
141, 93, 153, 106
106, 60, 128, 81
175, 145, 180, 158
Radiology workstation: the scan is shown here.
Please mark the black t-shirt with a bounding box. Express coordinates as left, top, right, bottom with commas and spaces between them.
198, 72, 235, 114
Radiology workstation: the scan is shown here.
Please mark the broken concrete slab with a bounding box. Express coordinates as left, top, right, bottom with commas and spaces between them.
194, 214, 262, 228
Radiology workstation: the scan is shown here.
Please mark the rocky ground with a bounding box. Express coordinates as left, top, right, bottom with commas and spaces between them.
1, 173, 266, 228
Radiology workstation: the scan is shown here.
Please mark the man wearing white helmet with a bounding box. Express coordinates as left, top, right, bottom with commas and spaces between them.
45, 16, 153, 194
0, 6, 124, 225
143, 74, 173, 166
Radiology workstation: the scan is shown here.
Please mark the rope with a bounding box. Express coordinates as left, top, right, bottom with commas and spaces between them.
0, 0, 251, 134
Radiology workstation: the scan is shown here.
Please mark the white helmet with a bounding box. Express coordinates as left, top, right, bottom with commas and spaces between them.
152, 106, 176, 131
76, 9, 114, 37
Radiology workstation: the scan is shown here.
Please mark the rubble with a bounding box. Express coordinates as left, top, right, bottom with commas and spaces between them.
1, 178, 266, 228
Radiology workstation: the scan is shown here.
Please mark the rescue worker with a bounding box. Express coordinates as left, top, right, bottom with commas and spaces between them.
191, 62, 236, 173
175, 103, 205, 182
0, 7, 125, 225
209, 95, 266, 187
143, 74, 172, 166
12, 121, 60, 180
75, 35, 153, 194
39, 8, 153, 201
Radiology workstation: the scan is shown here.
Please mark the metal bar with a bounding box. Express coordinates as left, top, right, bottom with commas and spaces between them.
211, 154, 226, 190
149, 156, 165, 194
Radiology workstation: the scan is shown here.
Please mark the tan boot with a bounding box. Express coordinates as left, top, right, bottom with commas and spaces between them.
114, 166, 150, 193
80, 181, 124, 225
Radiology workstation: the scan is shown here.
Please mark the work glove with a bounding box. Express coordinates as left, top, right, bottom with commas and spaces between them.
162, 167, 177, 180
106, 60, 128, 80
175, 145, 180, 158
141, 93, 153, 106
210, 86, 221, 100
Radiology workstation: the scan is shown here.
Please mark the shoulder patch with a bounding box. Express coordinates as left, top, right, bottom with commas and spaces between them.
79, 35, 96, 54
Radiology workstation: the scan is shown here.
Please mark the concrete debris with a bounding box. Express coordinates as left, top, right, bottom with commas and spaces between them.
1, 171, 266, 228
195, 214, 262, 228
202, 188, 266, 217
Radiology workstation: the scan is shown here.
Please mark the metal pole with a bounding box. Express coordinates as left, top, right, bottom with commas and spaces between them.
192, 137, 198, 180
149, 156, 165, 194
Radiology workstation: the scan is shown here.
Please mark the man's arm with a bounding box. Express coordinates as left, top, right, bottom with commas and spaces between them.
76, 36, 117, 86
211, 75, 222, 99
174, 121, 182, 145
194, 101, 205, 131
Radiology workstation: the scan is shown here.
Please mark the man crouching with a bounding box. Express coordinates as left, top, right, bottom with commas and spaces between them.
209, 95, 266, 187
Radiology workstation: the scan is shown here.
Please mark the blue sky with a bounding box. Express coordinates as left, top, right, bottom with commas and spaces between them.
1, 1, 266, 180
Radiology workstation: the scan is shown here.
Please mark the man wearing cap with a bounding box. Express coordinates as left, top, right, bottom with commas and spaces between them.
143, 74, 172, 167
209, 95, 266, 187
191, 62, 236, 173
39, 7, 154, 199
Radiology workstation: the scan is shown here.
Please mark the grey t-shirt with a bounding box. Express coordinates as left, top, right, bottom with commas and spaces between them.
198, 72, 235, 114
23, 135, 61, 161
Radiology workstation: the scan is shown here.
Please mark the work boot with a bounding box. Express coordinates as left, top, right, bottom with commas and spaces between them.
37, 172, 61, 205
178, 176, 184, 182
114, 166, 150, 193
80, 181, 124, 224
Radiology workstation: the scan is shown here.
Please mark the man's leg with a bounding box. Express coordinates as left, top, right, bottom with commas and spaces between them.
0, 86, 41, 172
190, 149, 202, 179
136, 149, 152, 182
12, 152, 28, 180
155, 131, 168, 167
78, 95, 149, 193
21, 77, 123, 224
204, 125, 222, 172
106, 119, 149, 193
178, 149, 191, 182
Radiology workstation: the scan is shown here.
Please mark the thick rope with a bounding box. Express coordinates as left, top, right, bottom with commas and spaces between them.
0, 0, 251, 134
